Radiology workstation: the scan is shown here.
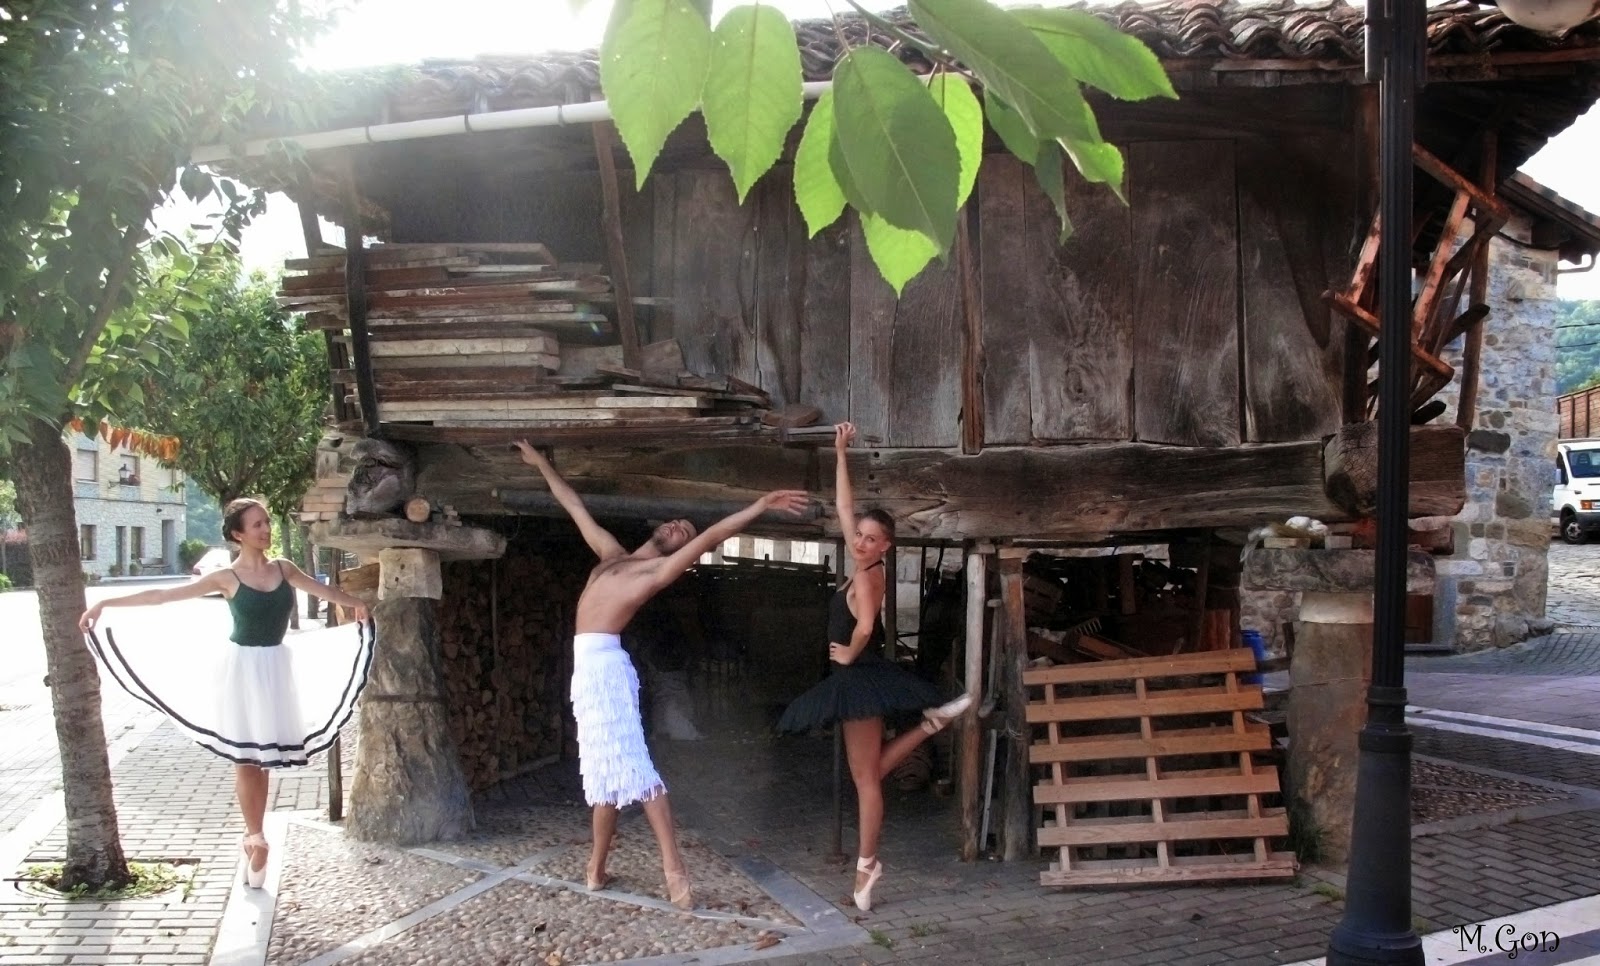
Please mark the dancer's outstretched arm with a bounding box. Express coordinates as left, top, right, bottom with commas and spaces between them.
646, 490, 811, 594
78, 569, 234, 631
279, 559, 371, 623
514, 440, 625, 560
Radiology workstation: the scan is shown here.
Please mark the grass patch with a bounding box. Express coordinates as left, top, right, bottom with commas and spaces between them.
20, 861, 187, 901
869, 929, 894, 949
1287, 800, 1325, 866
1311, 883, 1346, 903
909, 921, 944, 938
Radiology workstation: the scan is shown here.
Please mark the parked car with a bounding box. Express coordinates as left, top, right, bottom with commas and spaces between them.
1554, 439, 1600, 544
191, 547, 233, 578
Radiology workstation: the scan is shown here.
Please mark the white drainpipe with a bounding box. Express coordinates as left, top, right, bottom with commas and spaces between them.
190, 80, 837, 165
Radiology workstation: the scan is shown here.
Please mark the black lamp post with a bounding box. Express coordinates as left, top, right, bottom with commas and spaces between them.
1323, 0, 1426, 961
1328, 0, 1594, 962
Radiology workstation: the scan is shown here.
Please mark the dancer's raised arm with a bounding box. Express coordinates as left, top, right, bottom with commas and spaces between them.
648, 490, 810, 593
514, 440, 625, 560
79, 570, 235, 631
833, 422, 858, 538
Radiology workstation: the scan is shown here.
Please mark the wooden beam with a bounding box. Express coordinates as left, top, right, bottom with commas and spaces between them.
340, 173, 380, 436
996, 554, 1032, 862
1324, 422, 1467, 517
592, 121, 642, 371
1457, 130, 1497, 432
884, 543, 899, 662
956, 209, 984, 455
496, 488, 823, 526
959, 546, 987, 862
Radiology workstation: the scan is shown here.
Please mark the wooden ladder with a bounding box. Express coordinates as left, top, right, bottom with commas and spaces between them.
1026, 649, 1297, 886
1324, 144, 1509, 417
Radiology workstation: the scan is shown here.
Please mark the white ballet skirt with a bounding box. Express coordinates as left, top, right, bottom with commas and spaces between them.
571, 633, 665, 807
88, 621, 373, 769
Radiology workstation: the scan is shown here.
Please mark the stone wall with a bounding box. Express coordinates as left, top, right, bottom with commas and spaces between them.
1429, 214, 1560, 650
1242, 215, 1560, 654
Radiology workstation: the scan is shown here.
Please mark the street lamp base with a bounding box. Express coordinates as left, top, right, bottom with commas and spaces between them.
1327, 926, 1425, 966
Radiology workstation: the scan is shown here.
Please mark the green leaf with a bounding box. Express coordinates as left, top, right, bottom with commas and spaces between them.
1063, 137, 1126, 202
600, 0, 714, 189
828, 46, 960, 250
984, 94, 1038, 165
1034, 142, 1073, 244
702, 4, 803, 202
793, 90, 847, 237
909, 0, 1097, 143
862, 214, 939, 296
1011, 7, 1177, 102
929, 74, 983, 208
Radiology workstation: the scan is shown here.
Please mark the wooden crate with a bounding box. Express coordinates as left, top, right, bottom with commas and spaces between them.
1025, 648, 1297, 886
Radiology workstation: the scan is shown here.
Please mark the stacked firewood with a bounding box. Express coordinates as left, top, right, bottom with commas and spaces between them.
437, 545, 587, 791
275, 241, 821, 444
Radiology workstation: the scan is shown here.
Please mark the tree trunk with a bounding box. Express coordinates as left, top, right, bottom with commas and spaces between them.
13, 417, 132, 890
302, 528, 318, 620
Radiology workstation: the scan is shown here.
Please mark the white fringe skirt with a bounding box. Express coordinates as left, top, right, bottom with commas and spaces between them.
571, 633, 665, 807
87, 622, 374, 769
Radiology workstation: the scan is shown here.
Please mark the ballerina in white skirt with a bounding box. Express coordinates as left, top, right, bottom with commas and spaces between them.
78, 498, 374, 888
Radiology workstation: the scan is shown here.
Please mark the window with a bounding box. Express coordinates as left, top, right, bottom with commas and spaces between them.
74, 449, 98, 483
79, 525, 96, 561
1572, 450, 1600, 479
118, 455, 141, 486
131, 527, 145, 561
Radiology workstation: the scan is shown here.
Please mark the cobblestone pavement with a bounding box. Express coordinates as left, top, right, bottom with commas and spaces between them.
1546, 542, 1600, 628
5, 544, 1600, 965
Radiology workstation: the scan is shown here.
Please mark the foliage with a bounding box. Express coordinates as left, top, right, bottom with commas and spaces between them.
0, 479, 16, 532
0, 573, 12, 592
587, 0, 1175, 293
22, 861, 185, 901
1558, 299, 1600, 395
0, 0, 331, 458
186, 480, 224, 544
178, 537, 210, 572
127, 258, 326, 518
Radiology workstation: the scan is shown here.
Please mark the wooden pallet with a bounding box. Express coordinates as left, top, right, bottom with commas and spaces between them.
1025, 649, 1297, 887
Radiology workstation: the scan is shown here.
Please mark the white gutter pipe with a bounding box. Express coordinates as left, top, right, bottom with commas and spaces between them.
191, 80, 837, 165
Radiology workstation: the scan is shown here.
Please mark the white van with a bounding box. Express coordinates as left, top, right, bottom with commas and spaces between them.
1555, 439, 1600, 544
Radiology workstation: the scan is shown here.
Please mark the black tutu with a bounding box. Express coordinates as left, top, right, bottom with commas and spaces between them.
776, 652, 945, 733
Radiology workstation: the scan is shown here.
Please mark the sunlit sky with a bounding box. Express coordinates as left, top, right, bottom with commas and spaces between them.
158, 0, 1600, 300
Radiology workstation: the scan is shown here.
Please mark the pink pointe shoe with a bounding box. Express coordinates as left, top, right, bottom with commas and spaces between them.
241, 833, 268, 889
921, 693, 974, 735
853, 856, 883, 911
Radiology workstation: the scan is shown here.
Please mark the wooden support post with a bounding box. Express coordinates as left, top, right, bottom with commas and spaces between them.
282, 511, 300, 630
1184, 531, 1213, 655
996, 553, 1032, 861
340, 174, 380, 436
1457, 130, 1497, 432
829, 537, 848, 863
592, 121, 643, 371
884, 544, 899, 661
957, 209, 985, 455
326, 563, 344, 821
959, 546, 988, 862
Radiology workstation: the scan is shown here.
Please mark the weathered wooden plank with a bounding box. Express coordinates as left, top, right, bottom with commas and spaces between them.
1039, 855, 1297, 887
977, 159, 1031, 445
798, 220, 853, 424
753, 173, 804, 410
1029, 724, 1272, 765
1026, 684, 1263, 723
849, 216, 962, 447
982, 154, 1136, 442
650, 174, 678, 343
1033, 766, 1281, 804
1037, 810, 1288, 846
1024, 648, 1258, 685
668, 169, 760, 385
367, 336, 557, 358
1237, 135, 1352, 442
592, 121, 641, 370
1130, 141, 1241, 447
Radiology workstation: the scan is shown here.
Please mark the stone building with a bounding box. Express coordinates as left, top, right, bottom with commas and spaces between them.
1244, 174, 1600, 653
70, 430, 188, 578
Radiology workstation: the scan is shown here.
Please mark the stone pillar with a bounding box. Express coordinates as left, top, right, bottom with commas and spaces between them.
1287, 592, 1372, 865
1244, 547, 1434, 871
311, 518, 506, 846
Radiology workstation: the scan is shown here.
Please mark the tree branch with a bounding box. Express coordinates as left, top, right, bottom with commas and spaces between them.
62, 221, 146, 391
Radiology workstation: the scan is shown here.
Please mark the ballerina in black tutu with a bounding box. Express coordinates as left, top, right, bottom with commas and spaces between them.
777, 422, 971, 912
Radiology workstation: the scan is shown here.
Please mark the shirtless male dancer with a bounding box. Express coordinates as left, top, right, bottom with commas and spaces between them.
514, 440, 808, 910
